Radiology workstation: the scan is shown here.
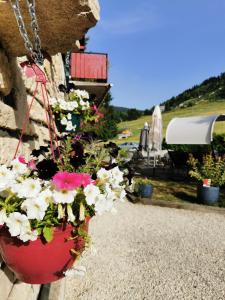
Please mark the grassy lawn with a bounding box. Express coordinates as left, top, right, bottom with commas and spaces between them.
151, 179, 196, 203
149, 178, 225, 207
114, 100, 225, 144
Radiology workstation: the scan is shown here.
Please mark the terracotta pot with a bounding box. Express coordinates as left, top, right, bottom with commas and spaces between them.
0, 220, 89, 284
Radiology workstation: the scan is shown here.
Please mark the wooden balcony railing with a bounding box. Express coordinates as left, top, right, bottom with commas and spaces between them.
70, 52, 108, 82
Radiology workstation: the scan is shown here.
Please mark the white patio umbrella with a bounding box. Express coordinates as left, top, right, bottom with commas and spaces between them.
148, 105, 163, 166
149, 105, 163, 151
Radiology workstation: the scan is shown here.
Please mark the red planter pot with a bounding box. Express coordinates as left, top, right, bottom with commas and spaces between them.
0, 221, 89, 284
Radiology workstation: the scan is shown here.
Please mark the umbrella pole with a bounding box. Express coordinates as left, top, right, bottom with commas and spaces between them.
153, 150, 156, 177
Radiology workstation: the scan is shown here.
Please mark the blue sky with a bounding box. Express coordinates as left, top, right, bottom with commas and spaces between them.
87, 0, 225, 109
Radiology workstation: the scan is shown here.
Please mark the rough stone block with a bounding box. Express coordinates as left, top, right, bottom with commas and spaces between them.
48, 278, 66, 300
7, 282, 40, 300
0, 267, 16, 300
0, 49, 12, 96
0, 134, 40, 164
0, 0, 100, 57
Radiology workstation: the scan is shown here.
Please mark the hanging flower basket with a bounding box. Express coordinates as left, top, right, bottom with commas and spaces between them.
50, 89, 103, 134
0, 221, 89, 284
0, 60, 131, 284
0, 151, 128, 284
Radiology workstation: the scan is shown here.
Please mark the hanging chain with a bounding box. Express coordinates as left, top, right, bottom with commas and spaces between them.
10, 0, 44, 65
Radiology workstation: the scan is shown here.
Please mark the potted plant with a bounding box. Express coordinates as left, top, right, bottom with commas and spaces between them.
133, 177, 153, 198
50, 89, 103, 133
188, 154, 225, 205
0, 137, 128, 284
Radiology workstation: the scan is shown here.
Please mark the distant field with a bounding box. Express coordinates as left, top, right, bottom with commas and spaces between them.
114, 100, 225, 143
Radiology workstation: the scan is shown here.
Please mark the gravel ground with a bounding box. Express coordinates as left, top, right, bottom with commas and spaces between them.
65, 201, 225, 300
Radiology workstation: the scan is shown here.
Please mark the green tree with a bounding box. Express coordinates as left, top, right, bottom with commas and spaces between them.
126, 108, 142, 121
93, 92, 118, 140
94, 106, 118, 140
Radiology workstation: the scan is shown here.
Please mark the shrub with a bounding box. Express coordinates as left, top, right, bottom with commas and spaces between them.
188, 154, 225, 187
133, 177, 152, 194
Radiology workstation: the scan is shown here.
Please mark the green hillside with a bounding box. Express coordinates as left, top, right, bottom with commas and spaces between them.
162, 73, 225, 111
115, 100, 225, 143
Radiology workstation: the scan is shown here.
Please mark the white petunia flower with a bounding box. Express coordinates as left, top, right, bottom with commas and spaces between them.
110, 167, 124, 184
80, 99, 86, 106
21, 197, 48, 220
97, 168, 112, 182
66, 121, 74, 131
67, 204, 76, 222
104, 183, 113, 194
15, 178, 42, 199
67, 113, 72, 120
19, 229, 38, 242
108, 167, 124, 189
61, 117, 68, 125
59, 100, 69, 111
84, 184, 101, 206
10, 182, 22, 195
53, 190, 77, 204
68, 101, 78, 110
11, 158, 28, 175
0, 165, 16, 192
94, 194, 111, 215
39, 189, 53, 204
76, 89, 89, 100
114, 188, 127, 202
110, 179, 122, 189
80, 100, 90, 110
0, 209, 7, 225
6, 212, 30, 237
105, 189, 116, 202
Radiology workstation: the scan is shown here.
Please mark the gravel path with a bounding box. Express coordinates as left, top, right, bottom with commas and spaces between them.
65, 202, 225, 300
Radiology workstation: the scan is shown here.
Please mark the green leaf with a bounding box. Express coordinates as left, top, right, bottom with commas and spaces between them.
36, 227, 42, 235
43, 226, 54, 243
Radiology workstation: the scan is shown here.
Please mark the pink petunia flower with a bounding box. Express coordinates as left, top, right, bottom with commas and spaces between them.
52, 172, 92, 191
28, 159, 37, 170
78, 173, 92, 187
18, 155, 27, 164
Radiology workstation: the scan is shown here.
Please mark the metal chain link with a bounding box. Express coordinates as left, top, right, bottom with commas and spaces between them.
10, 0, 44, 65
26, 0, 43, 64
